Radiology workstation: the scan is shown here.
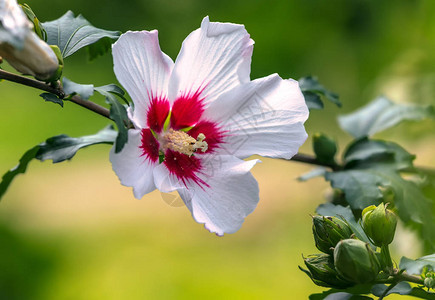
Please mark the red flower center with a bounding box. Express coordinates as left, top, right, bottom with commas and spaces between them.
140, 92, 225, 187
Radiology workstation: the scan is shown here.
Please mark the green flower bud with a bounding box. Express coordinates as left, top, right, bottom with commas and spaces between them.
313, 133, 337, 165
303, 253, 353, 288
312, 215, 354, 254
362, 203, 398, 247
334, 239, 381, 284
424, 277, 435, 290
423, 268, 435, 290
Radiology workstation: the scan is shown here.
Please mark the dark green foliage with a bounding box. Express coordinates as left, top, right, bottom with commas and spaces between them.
94, 85, 129, 153
40, 93, 63, 107
313, 133, 338, 165
36, 126, 117, 163
0, 146, 39, 200
343, 138, 415, 171
0, 127, 117, 200
299, 76, 341, 110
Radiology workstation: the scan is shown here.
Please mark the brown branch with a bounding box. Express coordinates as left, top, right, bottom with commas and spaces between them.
0, 68, 110, 119
288, 153, 341, 171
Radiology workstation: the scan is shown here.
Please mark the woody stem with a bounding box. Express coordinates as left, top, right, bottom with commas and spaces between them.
0, 68, 111, 119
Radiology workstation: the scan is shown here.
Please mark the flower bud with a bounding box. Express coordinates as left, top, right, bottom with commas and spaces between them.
313, 133, 337, 164
0, 0, 59, 80
312, 215, 354, 254
333, 239, 381, 284
303, 253, 353, 288
424, 277, 435, 290
362, 203, 398, 247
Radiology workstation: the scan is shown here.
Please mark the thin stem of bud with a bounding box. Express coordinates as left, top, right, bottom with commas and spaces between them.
380, 245, 394, 274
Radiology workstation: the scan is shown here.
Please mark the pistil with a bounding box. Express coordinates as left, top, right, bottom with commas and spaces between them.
163, 129, 208, 156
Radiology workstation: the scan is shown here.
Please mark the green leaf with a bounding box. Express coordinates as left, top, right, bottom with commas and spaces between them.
302, 91, 324, 110
371, 282, 412, 297
299, 76, 341, 109
313, 133, 338, 165
408, 287, 435, 299
36, 126, 117, 163
95, 85, 129, 153
399, 254, 435, 275
0, 126, 117, 200
42, 11, 120, 58
309, 285, 374, 300
343, 138, 415, 171
39, 93, 63, 107
87, 36, 113, 61
316, 203, 369, 244
326, 169, 435, 249
298, 167, 327, 182
62, 77, 94, 100
338, 97, 435, 139
325, 170, 383, 210
0, 146, 40, 200
94, 84, 128, 105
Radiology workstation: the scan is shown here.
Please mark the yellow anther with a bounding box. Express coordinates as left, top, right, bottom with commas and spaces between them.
164, 129, 208, 156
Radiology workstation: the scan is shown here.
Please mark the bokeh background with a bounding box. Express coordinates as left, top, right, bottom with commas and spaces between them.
1, 0, 434, 299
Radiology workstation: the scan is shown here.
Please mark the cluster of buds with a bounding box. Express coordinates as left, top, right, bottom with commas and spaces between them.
302, 203, 399, 288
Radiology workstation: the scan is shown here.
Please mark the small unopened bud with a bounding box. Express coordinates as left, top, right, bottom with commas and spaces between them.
312, 215, 354, 254
424, 277, 435, 290
313, 133, 337, 165
334, 239, 381, 284
303, 253, 353, 288
362, 203, 398, 247
423, 268, 435, 290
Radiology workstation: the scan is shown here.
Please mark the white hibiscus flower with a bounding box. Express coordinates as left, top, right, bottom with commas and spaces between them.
110, 16, 309, 235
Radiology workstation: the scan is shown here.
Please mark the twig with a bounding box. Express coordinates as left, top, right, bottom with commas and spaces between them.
395, 270, 424, 285
0, 68, 110, 119
288, 153, 341, 171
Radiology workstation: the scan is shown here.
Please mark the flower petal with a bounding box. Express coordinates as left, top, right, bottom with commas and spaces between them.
139, 128, 160, 163
170, 91, 204, 130
179, 155, 260, 235
204, 74, 309, 159
112, 30, 174, 128
153, 162, 187, 193
162, 149, 207, 188
168, 16, 254, 106
147, 97, 170, 133
110, 129, 157, 198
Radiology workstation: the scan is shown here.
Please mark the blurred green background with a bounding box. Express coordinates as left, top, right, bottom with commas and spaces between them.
1, 0, 434, 299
